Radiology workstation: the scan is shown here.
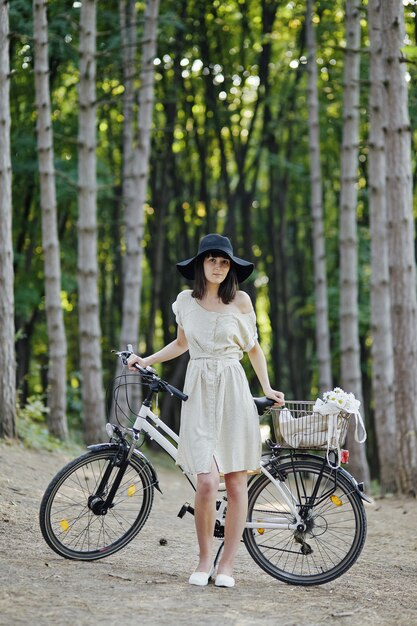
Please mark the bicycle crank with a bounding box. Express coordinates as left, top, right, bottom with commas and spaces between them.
177, 502, 194, 518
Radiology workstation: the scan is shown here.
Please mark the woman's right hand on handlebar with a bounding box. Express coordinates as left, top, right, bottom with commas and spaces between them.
128, 354, 151, 371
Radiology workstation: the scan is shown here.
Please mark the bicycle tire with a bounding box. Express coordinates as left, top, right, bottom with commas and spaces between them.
243, 458, 367, 585
39, 449, 155, 561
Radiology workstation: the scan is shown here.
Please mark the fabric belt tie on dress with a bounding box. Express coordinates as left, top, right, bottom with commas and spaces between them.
189, 355, 240, 361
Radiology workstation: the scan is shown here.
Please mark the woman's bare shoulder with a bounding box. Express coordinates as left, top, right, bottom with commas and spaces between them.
177, 289, 193, 301
234, 290, 254, 314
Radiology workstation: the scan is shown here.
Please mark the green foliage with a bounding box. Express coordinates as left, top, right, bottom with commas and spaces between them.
7, 0, 417, 477
17, 393, 84, 453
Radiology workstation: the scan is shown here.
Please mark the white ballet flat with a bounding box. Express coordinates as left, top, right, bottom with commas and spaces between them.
188, 565, 214, 586
214, 574, 235, 588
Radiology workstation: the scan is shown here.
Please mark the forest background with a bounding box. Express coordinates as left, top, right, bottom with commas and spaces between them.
1, 0, 417, 496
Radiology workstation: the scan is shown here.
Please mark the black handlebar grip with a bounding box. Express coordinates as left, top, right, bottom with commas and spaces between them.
165, 383, 188, 402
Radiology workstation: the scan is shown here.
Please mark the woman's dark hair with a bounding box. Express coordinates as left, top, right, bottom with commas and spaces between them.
192, 253, 238, 304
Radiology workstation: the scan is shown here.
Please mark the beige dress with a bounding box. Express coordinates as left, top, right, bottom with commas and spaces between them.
172, 289, 262, 475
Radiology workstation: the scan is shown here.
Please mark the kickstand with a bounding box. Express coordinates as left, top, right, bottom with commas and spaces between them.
213, 541, 224, 569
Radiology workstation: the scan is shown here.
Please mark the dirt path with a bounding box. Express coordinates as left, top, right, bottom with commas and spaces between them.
1, 441, 416, 626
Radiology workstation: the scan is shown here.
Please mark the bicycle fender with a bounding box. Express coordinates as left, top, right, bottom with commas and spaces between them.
133, 449, 163, 494
336, 465, 373, 503
88, 442, 124, 452
87, 443, 162, 493
260, 450, 321, 471
261, 451, 372, 503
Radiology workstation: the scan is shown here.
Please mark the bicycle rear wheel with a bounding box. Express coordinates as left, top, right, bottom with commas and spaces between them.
40, 449, 154, 561
243, 458, 367, 585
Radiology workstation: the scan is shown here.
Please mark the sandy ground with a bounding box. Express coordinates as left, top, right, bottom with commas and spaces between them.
1, 440, 417, 626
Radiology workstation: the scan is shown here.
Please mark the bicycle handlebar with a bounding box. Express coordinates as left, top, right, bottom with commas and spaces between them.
113, 346, 188, 402
163, 382, 189, 402
132, 363, 189, 402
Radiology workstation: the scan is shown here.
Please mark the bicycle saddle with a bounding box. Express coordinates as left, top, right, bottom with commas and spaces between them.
253, 397, 276, 416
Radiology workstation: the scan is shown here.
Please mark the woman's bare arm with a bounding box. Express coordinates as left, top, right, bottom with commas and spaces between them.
247, 341, 285, 405
128, 327, 188, 370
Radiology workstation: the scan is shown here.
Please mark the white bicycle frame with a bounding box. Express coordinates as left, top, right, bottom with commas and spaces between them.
131, 402, 304, 532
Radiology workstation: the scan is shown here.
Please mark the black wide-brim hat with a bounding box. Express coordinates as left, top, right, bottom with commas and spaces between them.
176, 233, 254, 283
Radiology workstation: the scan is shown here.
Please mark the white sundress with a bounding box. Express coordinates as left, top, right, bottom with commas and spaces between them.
172, 289, 262, 475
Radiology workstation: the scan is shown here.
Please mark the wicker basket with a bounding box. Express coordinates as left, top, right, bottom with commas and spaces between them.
270, 401, 351, 450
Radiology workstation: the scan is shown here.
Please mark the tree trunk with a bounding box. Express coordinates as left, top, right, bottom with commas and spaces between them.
109, 0, 139, 418
33, 0, 68, 440
306, 0, 332, 394
339, 0, 370, 485
146, 101, 177, 354
118, 0, 137, 349
382, 0, 417, 496
112, 0, 159, 419
77, 0, 105, 443
0, 0, 16, 439
367, 0, 397, 494
119, 0, 160, 355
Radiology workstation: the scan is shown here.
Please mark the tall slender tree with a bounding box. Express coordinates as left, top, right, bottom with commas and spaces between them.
382, 0, 417, 496
33, 0, 68, 440
119, 0, 160, 356
77, 0, 105, 442
367, 0, 397, 493
0, 0, 16, 439
305, 0, 332, 394
109, 0, 140, 419
339, 0, 370, 485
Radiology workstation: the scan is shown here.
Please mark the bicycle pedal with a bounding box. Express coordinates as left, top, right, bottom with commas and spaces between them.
177, 502, 194, 518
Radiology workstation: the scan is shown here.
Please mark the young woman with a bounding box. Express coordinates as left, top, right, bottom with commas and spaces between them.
128, 233, 284, 588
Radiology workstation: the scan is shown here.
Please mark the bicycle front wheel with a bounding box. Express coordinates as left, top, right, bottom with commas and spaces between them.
40, 449, 155, 561
243, 458, 367, 585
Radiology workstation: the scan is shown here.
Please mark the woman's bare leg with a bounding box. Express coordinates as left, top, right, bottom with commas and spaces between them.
193, 460, 220, 572
216, 471, 248, 577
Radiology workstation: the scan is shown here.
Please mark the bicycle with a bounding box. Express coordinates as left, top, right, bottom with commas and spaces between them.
39, 347, 369, 586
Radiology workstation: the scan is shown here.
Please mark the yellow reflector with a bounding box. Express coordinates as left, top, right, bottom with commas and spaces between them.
330, 495, 342, 507
257, 528, 265, 535
127, 484, 136, 497
60, 519, 69, 532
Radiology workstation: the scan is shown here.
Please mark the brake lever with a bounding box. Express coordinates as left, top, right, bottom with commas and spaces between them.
111, 349, 133, 366
126, 345, 157, 371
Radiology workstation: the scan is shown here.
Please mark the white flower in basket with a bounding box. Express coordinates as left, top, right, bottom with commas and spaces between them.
319, 387, 360, 415
276, 387, 366, 467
